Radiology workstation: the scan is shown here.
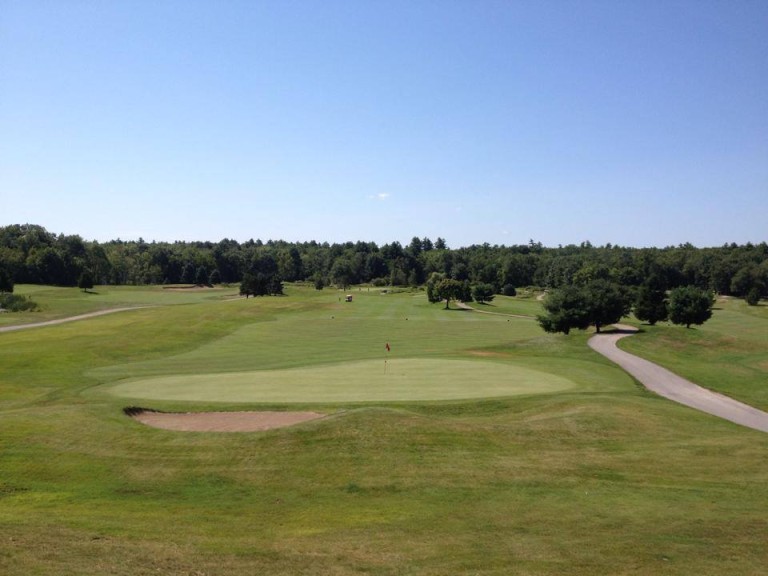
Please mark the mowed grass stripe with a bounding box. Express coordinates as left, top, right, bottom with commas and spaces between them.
104, 358, 575, 403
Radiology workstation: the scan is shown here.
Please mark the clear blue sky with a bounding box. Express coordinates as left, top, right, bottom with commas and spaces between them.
1, 0, 766, 248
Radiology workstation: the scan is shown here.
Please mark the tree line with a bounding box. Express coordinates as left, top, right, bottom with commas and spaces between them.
1, 224, 766, 304
537, 280, 717, 334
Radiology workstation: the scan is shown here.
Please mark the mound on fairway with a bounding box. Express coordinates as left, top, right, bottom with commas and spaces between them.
106, 358, 575, 403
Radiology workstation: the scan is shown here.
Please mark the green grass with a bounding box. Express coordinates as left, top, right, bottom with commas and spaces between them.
1, 285, 768, 575
464, 293, 544, 317
0, 284, 237, 327
103, 358, 575, 403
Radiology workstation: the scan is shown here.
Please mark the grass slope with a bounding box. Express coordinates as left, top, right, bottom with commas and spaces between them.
1, 286, 767, 575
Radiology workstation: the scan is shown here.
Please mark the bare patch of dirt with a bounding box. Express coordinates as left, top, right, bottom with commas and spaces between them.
468, 350, 510, 358
129, 409, 326, 432
162, 286, 216, 292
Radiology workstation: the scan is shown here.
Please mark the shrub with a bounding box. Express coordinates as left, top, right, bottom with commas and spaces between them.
501, 284, 517, 297
746, 287, 761, 306
0, 293, 39, 312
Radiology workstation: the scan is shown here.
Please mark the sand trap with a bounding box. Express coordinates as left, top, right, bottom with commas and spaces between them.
130, 409, 326, 432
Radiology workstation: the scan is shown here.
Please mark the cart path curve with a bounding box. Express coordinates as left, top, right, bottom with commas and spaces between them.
589, 324, 768, 433
0, 307, 149, 333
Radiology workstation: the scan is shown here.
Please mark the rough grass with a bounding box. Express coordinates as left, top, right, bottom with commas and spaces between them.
1, 286, 767, 575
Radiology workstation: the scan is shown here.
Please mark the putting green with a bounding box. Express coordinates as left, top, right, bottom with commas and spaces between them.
105, 358, 575, 403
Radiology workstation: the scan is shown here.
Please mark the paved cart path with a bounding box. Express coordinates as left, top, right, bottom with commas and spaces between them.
589, 325, 768, 433
0, 307, 147, 333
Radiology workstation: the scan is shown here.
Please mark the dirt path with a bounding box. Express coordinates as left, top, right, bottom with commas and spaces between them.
589, 325, 768, 433
0, 307, 147, 333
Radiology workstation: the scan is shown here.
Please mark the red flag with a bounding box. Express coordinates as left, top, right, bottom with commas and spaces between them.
385, 342, 390, 352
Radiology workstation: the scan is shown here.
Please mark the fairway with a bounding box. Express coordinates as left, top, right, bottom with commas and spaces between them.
105, 358, 575, 403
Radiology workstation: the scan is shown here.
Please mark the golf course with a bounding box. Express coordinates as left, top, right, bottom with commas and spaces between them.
1, 284, 767, 575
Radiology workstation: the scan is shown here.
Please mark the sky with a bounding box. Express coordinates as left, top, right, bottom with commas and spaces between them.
1, 0, 766, 249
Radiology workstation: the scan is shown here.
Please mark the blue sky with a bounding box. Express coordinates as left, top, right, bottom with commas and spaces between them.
1, 0, 766, 248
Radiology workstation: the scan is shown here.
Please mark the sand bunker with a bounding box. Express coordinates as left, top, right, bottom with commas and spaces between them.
129, 409, 326, 432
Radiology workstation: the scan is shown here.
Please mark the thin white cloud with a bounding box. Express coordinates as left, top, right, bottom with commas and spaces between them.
369, 193, 390, 201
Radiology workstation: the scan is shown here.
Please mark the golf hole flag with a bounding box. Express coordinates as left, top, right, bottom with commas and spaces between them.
385, 342, 390, 352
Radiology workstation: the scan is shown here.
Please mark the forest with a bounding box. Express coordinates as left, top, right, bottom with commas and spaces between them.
0, 224, 766, 301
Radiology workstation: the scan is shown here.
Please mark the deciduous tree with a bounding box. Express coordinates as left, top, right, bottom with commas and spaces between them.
634, 283, 668, 325
0, 266, 13, 293
745, 287, 761, 306
426, 272, 445, 304
435, 278, 464, 309
472, 283, 495, 303
584, 280, 632, 333
668, 285, 715, 328
538, 281, 631, 334
195, 266, 209, 286
537, 285, 590, 335
78, 270, 94, 292
180, 262, 195, 284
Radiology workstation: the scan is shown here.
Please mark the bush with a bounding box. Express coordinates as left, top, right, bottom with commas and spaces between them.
746, 287, 761, 306
0, 293, 39, 312
472, 283, 495, 303
501, 284, 517, 297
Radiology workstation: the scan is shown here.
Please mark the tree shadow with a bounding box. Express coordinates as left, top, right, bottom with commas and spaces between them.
601, 326, 644, 335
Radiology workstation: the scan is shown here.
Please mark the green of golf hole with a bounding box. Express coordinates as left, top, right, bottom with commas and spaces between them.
105, 358, 575, 403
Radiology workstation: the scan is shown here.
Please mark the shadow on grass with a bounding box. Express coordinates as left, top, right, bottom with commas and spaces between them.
600, 326, 645, 335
